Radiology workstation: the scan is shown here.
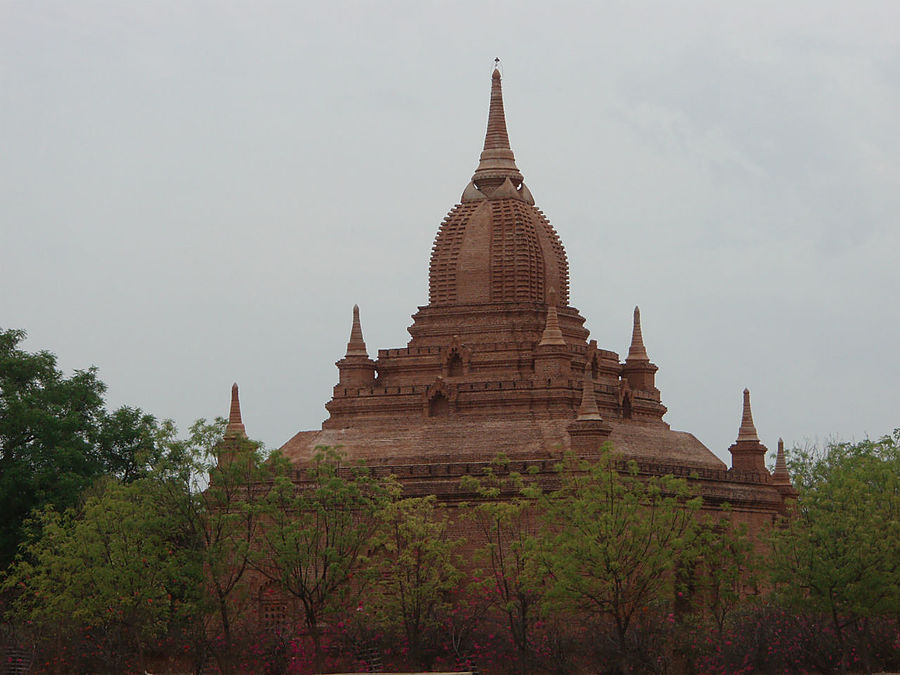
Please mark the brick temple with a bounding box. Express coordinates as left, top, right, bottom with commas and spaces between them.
242, 65, 795, 524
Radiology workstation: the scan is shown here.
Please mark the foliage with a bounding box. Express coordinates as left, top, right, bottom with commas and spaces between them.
539, 449, 701, 673
255, 447, 387, 671
770, 431, 900, 674
3, 325, 896, 673
2, 476, 203, 672
689, 508, 757, 636
369, 492, 463, 669
1, 411, 286, 674
147, 417, 273, 673
684, 604, 900, 675
460, 454, 545, 673
0, 328, 165, 570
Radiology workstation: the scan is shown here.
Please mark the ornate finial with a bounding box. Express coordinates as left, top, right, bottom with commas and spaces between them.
627, 306, 649, 362
773, 437, 790, 483
225, 382, 247, 437
472, 61, 523, 193
737, 388, 760, 442
577, 367, 602, 420
345, 304, 369, 358
539, 292, 566, 347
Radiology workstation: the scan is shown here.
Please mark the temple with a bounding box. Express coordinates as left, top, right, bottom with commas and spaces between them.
271, 65, 795, 523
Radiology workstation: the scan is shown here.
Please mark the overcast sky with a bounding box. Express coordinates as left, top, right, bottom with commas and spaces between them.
2, 1, 898, 464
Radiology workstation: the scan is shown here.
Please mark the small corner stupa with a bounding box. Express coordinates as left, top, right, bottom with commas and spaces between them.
275, 62, 795, 521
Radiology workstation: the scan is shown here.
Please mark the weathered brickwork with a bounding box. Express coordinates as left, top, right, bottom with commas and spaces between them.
266, 65, 796, 561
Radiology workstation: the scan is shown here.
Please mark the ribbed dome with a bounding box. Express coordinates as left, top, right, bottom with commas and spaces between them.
428, 67, 570, 307
429, 198, 569, 306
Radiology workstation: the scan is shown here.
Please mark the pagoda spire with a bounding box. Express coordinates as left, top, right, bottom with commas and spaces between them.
345, 304, 369, 358
472, 60, 524, 193
622, 306, 660, 399
770, 436, 798, 503
737, 388, 760, 442
728, 388, 767, 473
577, 368, 602, 420
336, 304, 376, 388
772, 437, 790, 484
483, 60, 512, 152
539, 290, 566, 347
225, 382, 247, 438
627, 306, 649, 362
567, 364, 612, 451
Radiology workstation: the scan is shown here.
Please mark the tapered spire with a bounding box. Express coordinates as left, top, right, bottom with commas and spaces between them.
345, 304, 369, 358
539, 290, 566, 347
772, 437, 790, 484
472, 61, 524, 193
225, 382, 246, 437
567, 363, 612, 450
484, 63, 511, 151
627, 306, 649, 361
577, 368, 602, 420
737, 388, 759, 442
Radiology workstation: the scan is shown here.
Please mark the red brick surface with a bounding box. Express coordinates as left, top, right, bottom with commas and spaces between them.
280, 67, 793, 529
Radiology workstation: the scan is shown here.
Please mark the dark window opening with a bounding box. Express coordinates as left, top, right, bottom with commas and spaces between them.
447, 352, 463, 377
429, 393, 450, 417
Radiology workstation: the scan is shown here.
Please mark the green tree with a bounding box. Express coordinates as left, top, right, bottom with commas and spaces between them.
0, 328, 164, 569
98, 405, 167, 483
370, 493, 463, 669
2, 476, 203, 673
152, 418, 272, 673
255, 447, 386, 672
461, 455, 544, 674
541, 450, 701, 673
770, 432, 900, 674
689, 509, 756, 638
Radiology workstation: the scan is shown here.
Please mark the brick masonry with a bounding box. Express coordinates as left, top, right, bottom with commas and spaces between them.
276, 66, 795, 532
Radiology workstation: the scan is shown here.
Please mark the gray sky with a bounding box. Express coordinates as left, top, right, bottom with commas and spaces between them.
2, 1, 898, 464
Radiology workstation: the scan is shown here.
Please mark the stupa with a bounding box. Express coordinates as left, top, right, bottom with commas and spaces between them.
278, 64, 795, 522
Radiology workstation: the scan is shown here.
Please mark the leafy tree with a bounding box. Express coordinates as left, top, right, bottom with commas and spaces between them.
255, 447, 387, 672
540, 450, 701, 673
689, 508, 756, 638
461, 455, 544, 674
0, 328, 163, 569
370, 493, 463, 669
97, 405, 167, 483
150, 418, 272, 673
2, 476, 203, 673
770, 432, 900, 674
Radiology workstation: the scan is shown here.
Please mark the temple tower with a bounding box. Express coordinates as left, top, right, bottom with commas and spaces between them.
305, 65, 721, 473
217, 383, 248, 468
335, 305, 376, 389
728, 389, 769, 473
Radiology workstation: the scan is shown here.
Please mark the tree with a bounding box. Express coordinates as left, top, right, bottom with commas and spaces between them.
689, 508, 756, 638
0, 328, 164, 569
97, 405, 167, 483
540, 450, 701, 673
2, 476, 203, 673
151, 418, 272, 673
770, 432, 900, 675
461, 455, 545, 674
370, 493, 463, 669
255, 447, 387, 672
